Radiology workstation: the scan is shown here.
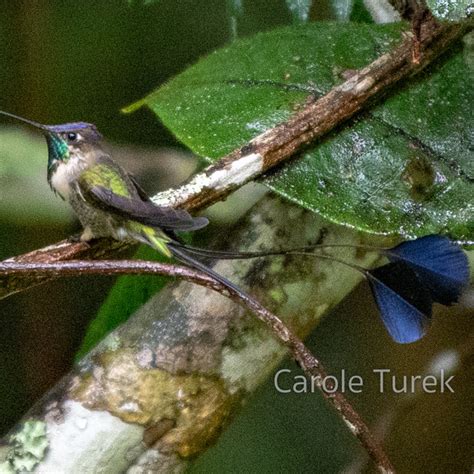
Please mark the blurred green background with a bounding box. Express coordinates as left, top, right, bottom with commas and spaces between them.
0, 1, 472, 472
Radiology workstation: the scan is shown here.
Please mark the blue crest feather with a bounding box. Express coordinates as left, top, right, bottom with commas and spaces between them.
45, 122, 102, 141
46, 122, 93, 132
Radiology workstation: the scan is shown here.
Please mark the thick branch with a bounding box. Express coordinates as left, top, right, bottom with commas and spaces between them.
0, 17, 469, 300
1, 196, 385, 473
0, 258, 394, 472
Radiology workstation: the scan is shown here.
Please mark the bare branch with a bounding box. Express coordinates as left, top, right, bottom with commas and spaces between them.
1, 17, 469, 301
0, 258, 395, 473
153, 17, 466, 212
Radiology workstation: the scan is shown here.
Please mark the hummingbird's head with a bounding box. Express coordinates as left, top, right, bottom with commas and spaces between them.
44, 122, 103, 180
0, 111, 103, 183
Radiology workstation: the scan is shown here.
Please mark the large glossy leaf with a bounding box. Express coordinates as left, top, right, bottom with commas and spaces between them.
127, 23, 473, 242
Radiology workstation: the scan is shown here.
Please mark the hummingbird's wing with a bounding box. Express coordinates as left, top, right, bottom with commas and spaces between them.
76, 161, 208, 232
128, 174, 154, 202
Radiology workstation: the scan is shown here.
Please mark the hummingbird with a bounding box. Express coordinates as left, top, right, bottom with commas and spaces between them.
0, 111, 469, 344
0, 111, 210, 255
0, 110, 240, 289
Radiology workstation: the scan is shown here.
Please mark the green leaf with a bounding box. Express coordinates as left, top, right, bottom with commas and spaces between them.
128, 22, 473, 242
76, 244, 168, 359
426, 0, 473, 21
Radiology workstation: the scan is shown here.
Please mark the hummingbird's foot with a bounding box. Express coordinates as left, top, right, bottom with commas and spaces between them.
68, 233, 82, 243
80, 226, 96, 242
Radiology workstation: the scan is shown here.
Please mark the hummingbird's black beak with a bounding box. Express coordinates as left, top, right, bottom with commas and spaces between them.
0, 110, 49, 132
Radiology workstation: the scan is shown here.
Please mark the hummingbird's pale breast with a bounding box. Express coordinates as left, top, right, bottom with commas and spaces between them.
50, 156, 88, 200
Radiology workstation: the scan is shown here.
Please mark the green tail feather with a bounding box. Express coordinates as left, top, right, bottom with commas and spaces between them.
127, 221, 172, 258
143, 227, 172, 257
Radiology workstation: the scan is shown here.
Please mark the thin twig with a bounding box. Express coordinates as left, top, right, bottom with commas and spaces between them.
0, 259, 395, 473
1, 17, 470, 301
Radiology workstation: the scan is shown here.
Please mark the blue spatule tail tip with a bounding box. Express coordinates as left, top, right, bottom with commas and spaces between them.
367, 262, 432, 344
384, 235, 470, 305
